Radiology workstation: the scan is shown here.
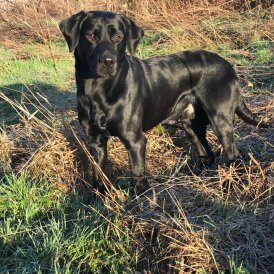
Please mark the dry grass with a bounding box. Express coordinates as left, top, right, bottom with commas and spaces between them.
2, 86, 273, 272
0, 91, 79, 192
24, 137, 78, 192
0, 127, 14, 174
132, 209, 215, 273
108, 129, 180, 179
115, 0, 274, 50
0, 0, 273, 53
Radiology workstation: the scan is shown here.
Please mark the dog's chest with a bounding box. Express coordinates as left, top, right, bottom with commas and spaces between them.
81, 78, 126, 136
84, 92, 109, 133
84, 93, 119, 136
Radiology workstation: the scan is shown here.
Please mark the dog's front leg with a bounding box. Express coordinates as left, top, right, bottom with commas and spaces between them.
88, 133, 108, 192
122, 133, 148, 195
77, 98, 108, 192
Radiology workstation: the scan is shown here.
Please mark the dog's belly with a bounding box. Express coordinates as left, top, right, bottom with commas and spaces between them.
142, 105, 174, 131
142, 88, 196, 131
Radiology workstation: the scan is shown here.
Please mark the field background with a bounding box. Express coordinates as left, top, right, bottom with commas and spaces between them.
0, 0, 273, 273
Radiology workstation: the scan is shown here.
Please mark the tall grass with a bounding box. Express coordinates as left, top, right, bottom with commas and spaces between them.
1, 0, 273, 54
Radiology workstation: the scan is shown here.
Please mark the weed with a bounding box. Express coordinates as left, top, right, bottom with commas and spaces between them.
251, 40, 274, 64
228, 259, 256, 274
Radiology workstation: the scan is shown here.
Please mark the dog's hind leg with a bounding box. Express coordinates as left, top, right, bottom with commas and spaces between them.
191, 113, 215, 165
199, 79, 242, 162
181, 119, 208, 159
209, 114, 240, 162
178, 102, 213, 166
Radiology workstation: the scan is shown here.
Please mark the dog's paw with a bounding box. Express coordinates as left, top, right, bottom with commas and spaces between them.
225, 157, 244, 168
134, 177, 151, 197
195, 155, 215, 172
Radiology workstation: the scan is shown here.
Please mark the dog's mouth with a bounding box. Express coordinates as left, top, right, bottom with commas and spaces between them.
96, 63, 117, 77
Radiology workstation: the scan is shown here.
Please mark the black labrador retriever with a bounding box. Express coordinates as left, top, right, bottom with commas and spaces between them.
59, 11, 266, 192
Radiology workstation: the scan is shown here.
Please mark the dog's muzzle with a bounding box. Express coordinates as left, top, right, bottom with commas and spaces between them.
97, 54, 117, 77
99, 54, 115, 66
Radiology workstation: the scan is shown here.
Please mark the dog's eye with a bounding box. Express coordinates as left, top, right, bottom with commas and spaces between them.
86, 33, 95, 42
113, 34, 122, 42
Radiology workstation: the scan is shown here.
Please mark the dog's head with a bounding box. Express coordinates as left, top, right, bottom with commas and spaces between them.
59, 11, 144, 77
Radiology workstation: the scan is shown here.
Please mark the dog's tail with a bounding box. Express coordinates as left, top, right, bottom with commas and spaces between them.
236, 95, 267, 127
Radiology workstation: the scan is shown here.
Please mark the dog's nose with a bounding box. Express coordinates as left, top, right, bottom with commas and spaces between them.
99, 55, 115, 66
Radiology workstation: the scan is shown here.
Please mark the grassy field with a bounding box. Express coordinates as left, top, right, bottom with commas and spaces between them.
0, 1, 274, 273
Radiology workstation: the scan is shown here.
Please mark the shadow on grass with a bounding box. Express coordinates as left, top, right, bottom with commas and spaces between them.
0, 82, 76, 124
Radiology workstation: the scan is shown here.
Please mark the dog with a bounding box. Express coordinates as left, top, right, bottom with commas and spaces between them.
59, 11, 266, 193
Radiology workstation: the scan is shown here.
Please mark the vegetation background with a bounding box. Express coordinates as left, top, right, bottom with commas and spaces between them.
0, 0, 273, 273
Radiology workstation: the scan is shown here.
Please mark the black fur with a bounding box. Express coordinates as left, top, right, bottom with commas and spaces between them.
59, 11, 266, 192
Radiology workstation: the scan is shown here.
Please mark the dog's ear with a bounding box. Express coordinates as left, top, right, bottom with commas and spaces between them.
59, 11, 87, 52
121, 15, 144, 55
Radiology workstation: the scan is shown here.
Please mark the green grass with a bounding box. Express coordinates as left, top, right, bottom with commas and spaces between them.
0, 57, 74, 89
212, 39, 273, 65
251, 40, 274, 64
0, 43, 75, 124
0, 174, 137, 273
198, 12, 273, 65
137, 31, 172, 58
228, 259, 256, 274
